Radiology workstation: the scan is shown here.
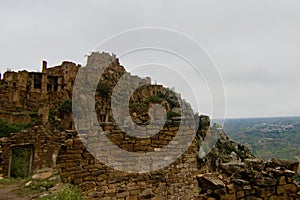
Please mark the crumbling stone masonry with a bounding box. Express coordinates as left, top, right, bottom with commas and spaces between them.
57, 118, 200, 200
0, 60, 80, 125
0, 126, 70, 176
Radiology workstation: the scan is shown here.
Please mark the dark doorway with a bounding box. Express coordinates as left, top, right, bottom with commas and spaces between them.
33, 73, 42, 89
10, 145, 33, 178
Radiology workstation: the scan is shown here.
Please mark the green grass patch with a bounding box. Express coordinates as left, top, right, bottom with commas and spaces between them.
38, 184, 83, 200
21, 179, 55, 195
293, 174, 300, 185
167, 111, 181, 119
0, 119, 34, 137
146, 96, 161, 103
0, 177, 22, 185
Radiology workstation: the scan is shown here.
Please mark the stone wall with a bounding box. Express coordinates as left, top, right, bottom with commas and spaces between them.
0, 111, 31, 124
0, 126, 69, 176
0, 122, 299, 199
57, 119, 200, 200
197, 159, 300, 200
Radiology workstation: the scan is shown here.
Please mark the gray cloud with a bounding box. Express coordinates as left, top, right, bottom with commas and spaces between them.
0, 0, 300, 118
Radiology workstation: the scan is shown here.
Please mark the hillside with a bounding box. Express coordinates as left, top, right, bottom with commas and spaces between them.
216, 117, 300, 169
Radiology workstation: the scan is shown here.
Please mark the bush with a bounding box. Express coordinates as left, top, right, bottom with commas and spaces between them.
167, 111, 181, 119
48, 110, 56, 123
0, 119, 32, 137
28, 179, 54, 193
158, 93, 166, 98
294, 174, 300, 185
146, 96, 161, 103
59, 99, 72, 115
20, 178, 55, 196
216, 140, 235, 154
0, 177, 22, 185
28, 111, 41, 125
96, 82, 110, 98
212, 123, 222, 129
55, 184, 82, 200
166, 97, 178, 109
0, 119, 16, 137
38, 184, 82, 200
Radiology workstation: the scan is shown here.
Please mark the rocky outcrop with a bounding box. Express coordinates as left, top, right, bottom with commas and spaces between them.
196, 129, 300, 199
196, 158, 300, 199
197, 128, 255, 174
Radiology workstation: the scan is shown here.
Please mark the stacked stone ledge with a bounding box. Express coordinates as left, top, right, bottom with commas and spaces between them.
196, 158, 300, 200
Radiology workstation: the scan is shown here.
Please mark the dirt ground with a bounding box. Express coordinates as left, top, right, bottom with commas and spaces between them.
0, 182, 30, 200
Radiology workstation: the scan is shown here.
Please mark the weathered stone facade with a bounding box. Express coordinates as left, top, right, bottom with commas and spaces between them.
0, 126, 68, 176
0, 59, 79, 126
1, 61, 79, 105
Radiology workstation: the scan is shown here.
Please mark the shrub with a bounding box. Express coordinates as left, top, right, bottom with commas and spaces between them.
212, 123, 222, 129
166, 98, 178, 109
0, 177, 22, 185
28, 111, 41, 125
38, 184, 82, 200
158, 93, 166, 98
146, 96, 161, 103
293, 174, 300, 185
167, 111, 181, 119
28, 180, 54, 193
21, 178, 55, 196
96, 82, 110, 98
0, 119, 33, 137
55, 184, 82, 200
48, 110, 56, 123
59, 99, 72, 115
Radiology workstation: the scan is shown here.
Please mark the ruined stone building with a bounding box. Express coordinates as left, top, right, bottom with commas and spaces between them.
0, 52, 299, 199
0, 59, 80, 126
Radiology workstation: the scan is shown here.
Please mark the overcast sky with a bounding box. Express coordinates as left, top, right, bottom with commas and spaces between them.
1, 0, 300, 119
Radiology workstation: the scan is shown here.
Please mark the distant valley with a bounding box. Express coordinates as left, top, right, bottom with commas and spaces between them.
213, 117, 300, 167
